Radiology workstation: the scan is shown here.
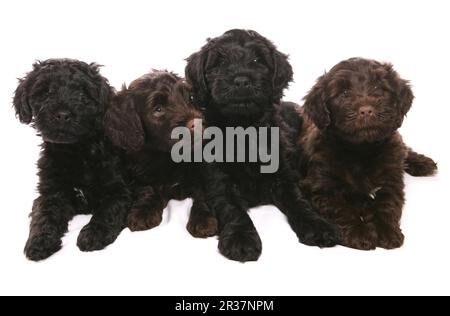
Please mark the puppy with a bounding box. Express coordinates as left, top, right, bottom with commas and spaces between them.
13, 59, 130, 261
105, 70, 217, 237
186, 29, 339, 262
299, 57, 437, 250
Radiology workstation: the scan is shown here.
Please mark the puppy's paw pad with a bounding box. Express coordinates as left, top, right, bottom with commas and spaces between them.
24, 233, 61, 261
77, 223, 118, 252
187, 215, 218, 238
218, 230, 262, 262
127, 209, 162, 232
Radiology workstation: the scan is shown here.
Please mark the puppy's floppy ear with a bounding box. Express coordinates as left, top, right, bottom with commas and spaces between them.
383, 63, 414, 127
13, 78, 33, 124
185, 51, 208, 107
91, 63, 112, 104
303, 74, 330, 130
396, 79, 414, 127
104, 91, 145, 152
12, 62, 43, 124
86, 62, 113, 111
272, 49, 293, 102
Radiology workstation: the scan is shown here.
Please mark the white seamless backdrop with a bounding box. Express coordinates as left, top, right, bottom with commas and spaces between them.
0, 0, 448, 296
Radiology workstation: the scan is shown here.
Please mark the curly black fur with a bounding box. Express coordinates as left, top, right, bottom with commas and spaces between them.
185, 29, 339, 262
14, 59, 130, 261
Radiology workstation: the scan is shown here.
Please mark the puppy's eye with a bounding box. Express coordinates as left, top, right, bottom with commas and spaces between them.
252, 58, 260, 64
341, 90, 349, 97
154, 105, 162, 112
372, 86, 385, 97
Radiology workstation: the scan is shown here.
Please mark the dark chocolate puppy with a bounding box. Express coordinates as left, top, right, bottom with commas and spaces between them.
299, 57, 437, 250
105, 70, 217, 237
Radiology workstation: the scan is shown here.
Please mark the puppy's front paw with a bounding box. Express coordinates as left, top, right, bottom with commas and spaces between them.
24, 232, 62, 261
405, 154, 438, 177
377, 225, 404, 249
218, 229, 262, 262
187, 215, 218, 238
341, 223, 378, 250
127, 208, 162, 232
294, 216, 340, 248
77, 222, 120, 252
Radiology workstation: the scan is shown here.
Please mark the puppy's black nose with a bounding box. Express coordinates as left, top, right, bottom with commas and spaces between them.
234, 76, 251, 88
359, 105, 375, 118
55, 110, 72, 122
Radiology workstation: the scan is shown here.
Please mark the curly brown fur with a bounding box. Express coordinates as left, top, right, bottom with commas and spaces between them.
186, 29, 339, 262
104, 70, 217, 237
13, 59, 130, 261
299, 57, 437, 250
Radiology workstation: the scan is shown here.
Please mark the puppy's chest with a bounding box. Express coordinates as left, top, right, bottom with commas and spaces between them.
127, 153, 188, 185
226, 164, 278, 203
341, 164, 382, 199
70, 147, 111, 191
324, 155, 386, 201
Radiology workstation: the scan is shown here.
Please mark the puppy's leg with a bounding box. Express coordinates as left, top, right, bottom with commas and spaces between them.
24, 153, 76, 261
274, 181, 339, 248
206, 166, 262, 262
372, 183, 405, 250
126, 186, 167, 232
308, 193, 378, 250
25, 195, 75, 261
216, 206, 262, 263
187, 190, 218, 238
404, 148, 437, 177
77, 184, 129, 251
77, 160, 130, 252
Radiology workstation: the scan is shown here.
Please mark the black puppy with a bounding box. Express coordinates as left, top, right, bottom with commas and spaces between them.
14, 59, 130, 261
186, 29, 339, 262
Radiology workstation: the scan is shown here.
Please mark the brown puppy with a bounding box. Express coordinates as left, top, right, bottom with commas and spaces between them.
105, 70, 217, 237
299, 58, 437, 250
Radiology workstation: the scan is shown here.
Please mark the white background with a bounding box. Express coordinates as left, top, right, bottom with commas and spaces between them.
0, 0, 448, 296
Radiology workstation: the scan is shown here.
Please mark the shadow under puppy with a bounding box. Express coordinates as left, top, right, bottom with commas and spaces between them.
299, 57, 437, 250
185, 29, 339, 262
14, 59, 130, 261
105, 70, 217, 237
